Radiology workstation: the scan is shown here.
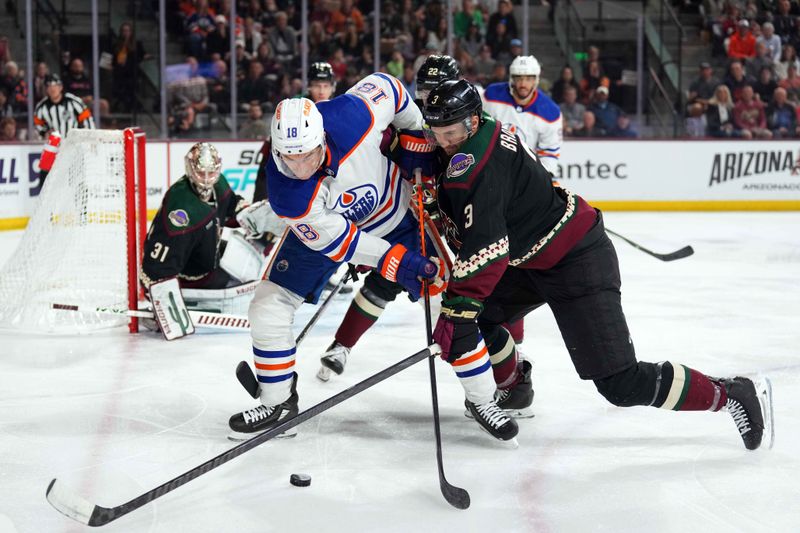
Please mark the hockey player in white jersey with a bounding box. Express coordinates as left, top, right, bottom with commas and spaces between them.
483, 55, 563, 175
228, 73, 517, 442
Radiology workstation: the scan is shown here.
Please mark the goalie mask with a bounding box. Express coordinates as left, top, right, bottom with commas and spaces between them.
271, 97, 326, 180
185, 142, 222, 201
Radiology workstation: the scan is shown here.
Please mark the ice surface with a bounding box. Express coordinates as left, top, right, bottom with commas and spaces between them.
1, 212, 799, 533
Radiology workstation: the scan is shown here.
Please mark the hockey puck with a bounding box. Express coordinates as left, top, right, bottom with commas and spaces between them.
290, 473, 312, 487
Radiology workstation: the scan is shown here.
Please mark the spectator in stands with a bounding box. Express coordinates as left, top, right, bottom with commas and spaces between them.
487, 0, 518, 45
775, 44, 800, 80
427, 17, 449, 54
766, 86, 799, 137
580, 60, 606, 103
63, 57, 109, 118
238, 61, 271, 111
508, 38, 524, 64
747, 41, 775, 79
0, 89, 13, 119
575, 110, 605, 137
460, 22, 485, 59
1, 61, 27, 113
112, 22, 147, 112
724, 60, 754, 101
185, 0, 216, 59
754, 65, 779, 103
268, 12, 298, 64
706, 84, 742, 137
170, 57, 213, 125
488, 62, 508, 85
490, 22, 513, 61
242, 17, 262, 57
169, 104, 196, 137
778, 63, 800, 100
0, 36, 10, 69
589, 85, 623, 132
338, 20, 365, 60
33, 62, 50, 102
454, 0, 484, 38
0, 116, 16, 141
207, 59, 231, 113
206, 15, 230, 59
238, 100, 269, 139
608, 113, 638, 138
386, 51, 405, 78
773, 0, 795, 44
733, 84, 773, 138
688, 62, 720, 108
560, 86, 586, 137
471, 44, 495, 85
758, 22, 782, 63
232, 42, 253, 78
728, 19, 756, 59
551, 65, 580, 104
685, 102, 707, 137
401, 63, 416, 94
328, 0, 365, 35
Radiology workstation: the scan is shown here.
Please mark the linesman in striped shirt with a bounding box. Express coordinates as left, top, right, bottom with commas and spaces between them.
33, 73, 95, 138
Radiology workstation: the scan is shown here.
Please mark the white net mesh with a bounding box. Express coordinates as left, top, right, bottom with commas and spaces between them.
0, 129, 137, 332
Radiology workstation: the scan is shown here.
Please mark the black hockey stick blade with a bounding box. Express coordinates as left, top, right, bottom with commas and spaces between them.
236, 361, 260, 399
46, 344, 437, 527
605, 228, 694, 262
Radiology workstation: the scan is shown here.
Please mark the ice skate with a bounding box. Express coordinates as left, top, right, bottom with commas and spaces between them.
465, 360, 534, 418
228, 374, 299, 441
316, 341, 350, 382
465, 398, 519, 442
721, 376, 774, 451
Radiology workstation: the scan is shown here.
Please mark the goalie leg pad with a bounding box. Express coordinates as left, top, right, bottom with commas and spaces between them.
149, 277, 195, 340
249, 280, 305, 406
220, 232, 268, 283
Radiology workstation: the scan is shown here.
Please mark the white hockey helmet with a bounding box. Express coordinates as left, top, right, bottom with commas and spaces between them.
271, 97, 326, 179
509, 55, 541, 91
185, 142, 222, 200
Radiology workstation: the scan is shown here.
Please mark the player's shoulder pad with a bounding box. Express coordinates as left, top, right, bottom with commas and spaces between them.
347, 72, 411, 117
317, 95, 375, 164
265, 156, 326, 219
160, 177, 214, 233
483, 82, 515, 105
527, 91, 561, 122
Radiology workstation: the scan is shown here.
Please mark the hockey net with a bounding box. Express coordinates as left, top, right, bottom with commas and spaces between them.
0, 128, 147, 333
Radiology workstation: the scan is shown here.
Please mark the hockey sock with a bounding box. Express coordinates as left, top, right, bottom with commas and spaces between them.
651, 362, 728, 412
253, 345, 296, 406
484, 326, 519, 389
450, 339, 495, 404
504, 319, 525, 344
334, 286, 388, 348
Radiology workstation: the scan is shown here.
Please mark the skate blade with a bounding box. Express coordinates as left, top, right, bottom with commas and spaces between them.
464, 407, 534, 419
755, 376, 775, 450
227, 427, 298, 442
316, 366, 332, 382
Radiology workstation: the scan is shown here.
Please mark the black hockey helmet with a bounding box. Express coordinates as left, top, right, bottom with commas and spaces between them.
422, 79, 482, 128
416, 55, 461, 93
308, 61, 334, 83
44, 73, 62, 86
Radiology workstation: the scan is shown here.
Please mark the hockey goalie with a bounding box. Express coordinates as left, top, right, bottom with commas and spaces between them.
140, 142, 284, 339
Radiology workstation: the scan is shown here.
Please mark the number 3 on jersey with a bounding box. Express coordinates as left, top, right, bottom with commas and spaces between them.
464, 204, 473, 228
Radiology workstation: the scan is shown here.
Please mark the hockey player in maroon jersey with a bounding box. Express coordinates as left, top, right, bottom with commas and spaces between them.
422, 79, 773, 450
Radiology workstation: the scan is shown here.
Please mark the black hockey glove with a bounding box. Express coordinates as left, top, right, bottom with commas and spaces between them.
433, 295, 483, 363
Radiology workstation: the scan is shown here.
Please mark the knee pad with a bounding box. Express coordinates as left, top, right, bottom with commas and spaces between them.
249, 281, 304, 348
593, 361, 659, 407
363, 270, 403, 303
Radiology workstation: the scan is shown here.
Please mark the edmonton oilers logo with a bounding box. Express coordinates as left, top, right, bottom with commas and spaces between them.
335, 184, 378, 222
446, 153, 475, 179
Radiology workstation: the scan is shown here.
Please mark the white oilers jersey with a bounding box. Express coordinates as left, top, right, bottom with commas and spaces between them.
267, 73, 423, 268
482, 82, 563, 175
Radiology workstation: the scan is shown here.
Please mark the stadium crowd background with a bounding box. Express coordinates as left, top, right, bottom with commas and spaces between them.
4, 0, 800, 141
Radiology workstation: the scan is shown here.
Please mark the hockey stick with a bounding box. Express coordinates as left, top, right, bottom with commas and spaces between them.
605, 228, 694, 262
235, 270, 355, 399
46, 344, 440, 527
50, 303, 250, 331
414, 169, 471, 510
